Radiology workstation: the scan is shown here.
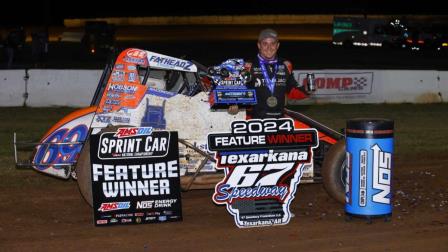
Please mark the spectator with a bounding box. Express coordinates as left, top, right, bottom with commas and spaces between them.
4, 26, 25, 68
32, 28, 49, 68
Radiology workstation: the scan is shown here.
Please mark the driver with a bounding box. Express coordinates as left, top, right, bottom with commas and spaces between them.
229, 28, 310, 119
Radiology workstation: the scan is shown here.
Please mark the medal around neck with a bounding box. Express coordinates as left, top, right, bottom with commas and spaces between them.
266, 96, 278, 108
258, 55, 278, 96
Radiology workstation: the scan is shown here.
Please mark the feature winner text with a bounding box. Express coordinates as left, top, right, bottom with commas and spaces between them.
92, 161, 178, 197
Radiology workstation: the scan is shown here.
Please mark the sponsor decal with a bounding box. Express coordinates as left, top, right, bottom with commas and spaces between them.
297, 72, 374, 95
148, 55, 194, 71
127, 65, 137, 71
124, 57, 145, 65
105, 99, 121, 105
108, 84, 137, 94
112, 71, 125, 82
158, 216, 167, 222
147, 211, 161, 216
208, 118, 318, 228
137, 200, 154, 209
114, 127, 153, 138
110, 218, 118, 223
156, 199, 178, 208
127, 49, 147, 59
112, 116, 131, 124
372, 144, 391, 204
107, 93, 121, 99
128, 72, 137, 83
121, 218, 132, 223
102, 106, 113, 113
136, 199, 178, 209
114, 213, 133, 218
147, 88, 176, 98
96, 219, 108, 225
98, 202, 131, 212
114, 64, 124, 70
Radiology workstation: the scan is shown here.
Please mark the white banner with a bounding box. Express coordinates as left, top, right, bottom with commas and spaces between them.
293, 70, 444, 104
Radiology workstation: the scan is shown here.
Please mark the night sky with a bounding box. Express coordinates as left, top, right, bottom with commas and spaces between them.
1, 0, 446, 26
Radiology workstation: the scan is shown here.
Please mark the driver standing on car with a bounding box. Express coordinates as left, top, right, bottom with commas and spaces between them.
228, 28, 310, 118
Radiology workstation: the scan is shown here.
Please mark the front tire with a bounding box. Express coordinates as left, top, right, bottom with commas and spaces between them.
321, 139, 346, 204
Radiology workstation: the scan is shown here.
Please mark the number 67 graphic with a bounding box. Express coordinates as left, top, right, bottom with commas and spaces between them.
225, 162, 296, 187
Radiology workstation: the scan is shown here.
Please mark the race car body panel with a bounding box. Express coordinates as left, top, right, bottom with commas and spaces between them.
32, 106, 96, 178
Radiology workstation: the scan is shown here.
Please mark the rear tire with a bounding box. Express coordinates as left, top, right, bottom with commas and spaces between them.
76, 126, 125, 207
321, 139, 346, 204
76, 136, 93, 207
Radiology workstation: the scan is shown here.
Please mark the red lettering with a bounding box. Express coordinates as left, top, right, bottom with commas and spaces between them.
326, 78, 341, 89
99, 203, 117, 211
267, 133, 313, 144
342, 78, 352, 88
267, 134, 280, 144
315, 78, 325, 89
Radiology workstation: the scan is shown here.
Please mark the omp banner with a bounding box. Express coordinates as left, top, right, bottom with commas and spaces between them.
297, 71, 374, 96
208, 118, 318, 228
90, 127, 182, 226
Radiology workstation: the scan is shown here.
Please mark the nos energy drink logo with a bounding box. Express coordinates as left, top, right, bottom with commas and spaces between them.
371, 144, 391, 204
346, 138, 393, 216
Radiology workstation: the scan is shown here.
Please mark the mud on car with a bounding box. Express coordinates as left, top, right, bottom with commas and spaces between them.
14, 48, 347, 207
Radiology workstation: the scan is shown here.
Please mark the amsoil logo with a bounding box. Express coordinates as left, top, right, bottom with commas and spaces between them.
297, 72, 373, 95
98, 202, 131, 212
114, 127, 153, 138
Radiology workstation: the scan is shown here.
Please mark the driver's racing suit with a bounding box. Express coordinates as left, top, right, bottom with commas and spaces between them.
245, 57, 308, 119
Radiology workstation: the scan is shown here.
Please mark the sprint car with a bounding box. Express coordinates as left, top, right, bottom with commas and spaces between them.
14, 48, 347, 207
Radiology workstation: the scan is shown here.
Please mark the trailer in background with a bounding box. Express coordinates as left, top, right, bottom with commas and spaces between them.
332, 17, 408, 48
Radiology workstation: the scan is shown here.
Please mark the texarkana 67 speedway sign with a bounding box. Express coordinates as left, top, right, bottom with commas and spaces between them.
208, 118, 318, 228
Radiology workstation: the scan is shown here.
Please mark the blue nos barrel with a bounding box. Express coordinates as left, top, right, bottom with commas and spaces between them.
345, 118, 394, 218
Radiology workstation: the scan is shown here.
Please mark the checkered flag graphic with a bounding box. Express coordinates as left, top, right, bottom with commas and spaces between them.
354, 77, 368, 86
351, 77, 368, 90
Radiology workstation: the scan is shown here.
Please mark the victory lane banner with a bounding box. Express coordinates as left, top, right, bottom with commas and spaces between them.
208, 118, 318, 228
90, 127, 182, 226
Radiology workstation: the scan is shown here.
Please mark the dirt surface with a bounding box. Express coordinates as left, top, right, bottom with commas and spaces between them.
1, 155, 447, 252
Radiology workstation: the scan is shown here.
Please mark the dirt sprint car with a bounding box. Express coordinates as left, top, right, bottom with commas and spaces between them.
14, 48, 347, 207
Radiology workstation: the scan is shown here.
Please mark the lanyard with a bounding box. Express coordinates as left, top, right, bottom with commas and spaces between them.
258, 54, 278, 95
